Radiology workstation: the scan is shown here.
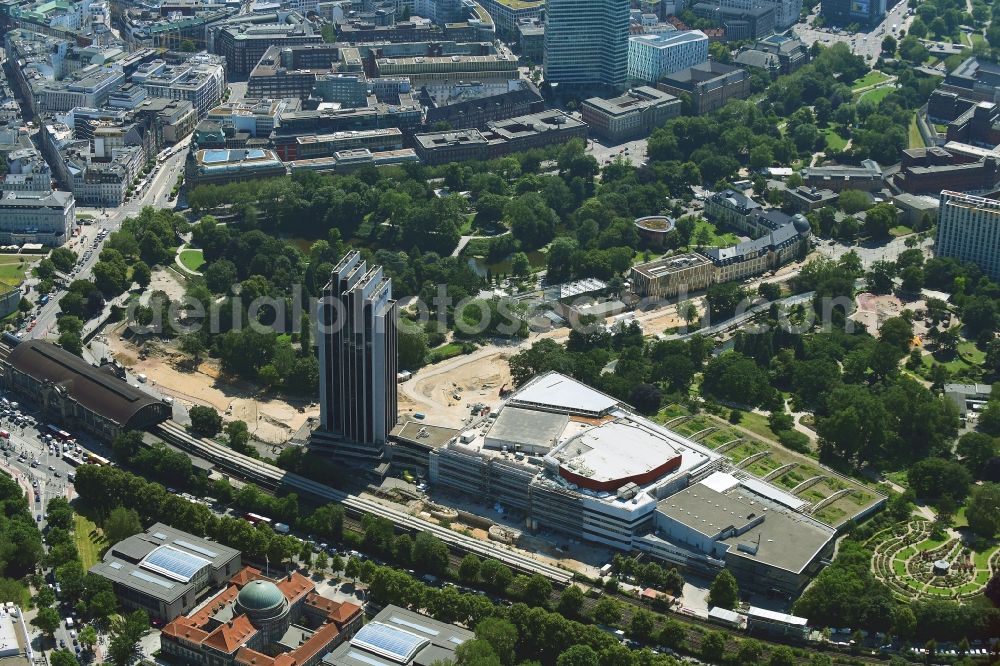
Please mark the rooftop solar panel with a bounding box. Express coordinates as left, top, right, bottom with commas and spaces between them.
173, 539, 219, 559
141, 545, 210, 583
352, 623, 429, 664
130, 569, 175, 589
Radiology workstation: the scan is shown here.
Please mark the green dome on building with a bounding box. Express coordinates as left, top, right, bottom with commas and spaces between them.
237, 580, 284, 612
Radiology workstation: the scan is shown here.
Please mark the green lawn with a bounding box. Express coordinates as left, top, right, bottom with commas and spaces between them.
923, 341, 986, 373
0, 254, 39, 287
823, 127, 849, 151
971, 33, 987, 49
890, 225, 915, 237
426, 342, 467, 365
74, 513, 104, 570
851, 70, 890, 90
734, 411, 779, 442
685, 219, 740, 249
179, 248, 205, 272
859, 86, 894, 105
908, 114, 925, 149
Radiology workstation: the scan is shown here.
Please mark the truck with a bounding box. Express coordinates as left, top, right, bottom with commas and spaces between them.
273, 522, 290, 534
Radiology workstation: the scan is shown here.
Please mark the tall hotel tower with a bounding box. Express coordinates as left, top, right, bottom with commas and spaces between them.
936, 190, 1000, 282
316, 251, 397, 462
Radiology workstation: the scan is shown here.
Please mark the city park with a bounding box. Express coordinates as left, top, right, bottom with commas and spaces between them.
869, 517, 1000, 601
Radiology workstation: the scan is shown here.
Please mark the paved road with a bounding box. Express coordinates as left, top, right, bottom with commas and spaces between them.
794, 0, 913, 63
20, 139, 190, 343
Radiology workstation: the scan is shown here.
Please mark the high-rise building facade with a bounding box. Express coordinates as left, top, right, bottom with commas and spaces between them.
820, 0, 885, 28
316, 251, 397, 461
627, 30, 709, 84
544, 0, 629, 90
936, 190, 1000, 281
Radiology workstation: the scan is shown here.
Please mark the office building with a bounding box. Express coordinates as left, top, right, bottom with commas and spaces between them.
783, 186, 838, 213
413, 109, 586, 164
247, 45, 340, 100
581, 86, 681, 142
185, 148, 287, 186
630, 253, 714, 299
207, 98, 293, 137
1, 339, 171, 441
212, 20, 323, 75
544, 0, 629, 91
315, 251, 397, 462
627, 30, 708, 84
89, 523, 242, 620
936, 190, 1000, 281
478, 0, 543, 37
0, 190, 75, 246
272, 128, 404, 161
821, 0, 885, 28
516, 18, 545, 62
690, 2, 775, 41
160, 567, 363, 665
644, 471, 836, 596
132, 58, 225, 117
800, 158, 883, 192
373, 53, 518, 84
323, 606, 474, 666
892, 192, 938, 227
894, 148, 1000, 195
336, 19, 436, 43
424, 79, 544, 131
735, 33, 809, 75
657, 61, 750, 114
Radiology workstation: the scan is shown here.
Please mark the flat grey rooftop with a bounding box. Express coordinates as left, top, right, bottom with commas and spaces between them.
390, 421, 459, 449
720, 492, 835, 574
658, 482, 835, 574
657, 484, 760, 539
485, 406, 568, 453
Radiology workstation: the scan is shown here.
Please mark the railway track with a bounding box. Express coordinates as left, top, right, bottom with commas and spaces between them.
150, 420, 573, 585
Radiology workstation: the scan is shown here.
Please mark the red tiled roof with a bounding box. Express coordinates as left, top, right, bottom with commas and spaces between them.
235, 647, 276, 666
305, 593, 361, 626
329, 601, 361, 627
203, 615, 257, 654
161, 618, 210, 645
288, 623, 341, 665
231, 566, 263, 588
188, 585, 239, 627
276, 571, 314, 604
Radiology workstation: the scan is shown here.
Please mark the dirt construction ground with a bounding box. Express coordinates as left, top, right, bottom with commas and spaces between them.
106, 324, 317, 444
399, 301, 699, 429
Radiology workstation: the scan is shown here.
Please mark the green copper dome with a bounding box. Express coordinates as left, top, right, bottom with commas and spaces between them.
237, 580, 284, 612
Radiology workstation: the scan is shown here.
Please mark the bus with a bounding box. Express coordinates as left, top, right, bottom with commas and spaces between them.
46, 425, 73, 443
83, 452, 112, 467
63, 452, 84, 467
244, 512, 272, 526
